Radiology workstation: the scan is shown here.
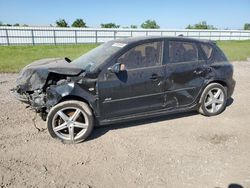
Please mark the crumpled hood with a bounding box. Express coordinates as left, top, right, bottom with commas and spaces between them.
15, 58, 83, 92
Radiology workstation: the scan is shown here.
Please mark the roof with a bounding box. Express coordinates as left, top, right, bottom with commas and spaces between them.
113, 36, 213, 45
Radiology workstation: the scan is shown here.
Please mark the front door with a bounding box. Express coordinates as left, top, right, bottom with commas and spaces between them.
98, 41, 165, 119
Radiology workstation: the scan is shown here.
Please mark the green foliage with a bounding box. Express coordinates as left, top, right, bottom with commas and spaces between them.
244, 23, 250, 30
0, 41, 250, 72
141, 20, 160, 29
0, 23, 12, 26
56, 19, 68, 27
72, 19, 87, 28
14, 23, 20, 26
0, 44, 98, 73
217, 40, 250, 61
186, 21, 216, 30
101, 23, 120, 28
130, 25, 138, 29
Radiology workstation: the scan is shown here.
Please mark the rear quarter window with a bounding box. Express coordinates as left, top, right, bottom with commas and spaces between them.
213, 45, 228, 62
201, 43, 213, 59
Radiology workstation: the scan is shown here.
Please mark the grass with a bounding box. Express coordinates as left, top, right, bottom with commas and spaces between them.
0, 40, 250, 73
0, 44, 98, 73
217, 40, 250, 61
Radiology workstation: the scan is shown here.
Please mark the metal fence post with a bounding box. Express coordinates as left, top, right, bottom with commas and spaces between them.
5, 29, 9, 46
53, 30, 56, 45
95, 30, 98, 43
31, 29, 35, 45
75, 30, 77, 44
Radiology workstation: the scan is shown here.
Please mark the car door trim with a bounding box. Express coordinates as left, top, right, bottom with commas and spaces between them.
102, 87, 195, 104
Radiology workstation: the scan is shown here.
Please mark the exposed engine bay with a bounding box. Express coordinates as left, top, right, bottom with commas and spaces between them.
12, 58, 97, 120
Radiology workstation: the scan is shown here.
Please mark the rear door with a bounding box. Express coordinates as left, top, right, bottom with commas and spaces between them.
98, 41, 165, 119
163, 39, 207, 108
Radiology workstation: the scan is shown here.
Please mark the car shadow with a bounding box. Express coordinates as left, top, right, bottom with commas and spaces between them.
226, 97, 234, 107
86, 111, 198, 142
228, 183, 244, 188
86, 97, 234, 142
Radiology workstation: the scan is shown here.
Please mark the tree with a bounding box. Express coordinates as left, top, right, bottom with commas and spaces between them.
72, 19, 87, 28
141, 20, 160, 29
130, 25, 138, 29
186, 24, 193, 29
0, 22, 11, 26
100, 23, 120, 28
14, 23, 20, 26
56, 19, 68, 27
186, 21, 216, 29
244, 23, 250, 30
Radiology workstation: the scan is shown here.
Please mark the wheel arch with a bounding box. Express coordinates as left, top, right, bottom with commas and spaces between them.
58, 95, 96, 117
59, 95, 89, 105
198, 79, 228, 104
207, 80, 227, 88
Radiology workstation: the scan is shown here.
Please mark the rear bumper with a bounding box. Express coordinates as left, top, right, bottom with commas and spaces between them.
227, 79, 236, 98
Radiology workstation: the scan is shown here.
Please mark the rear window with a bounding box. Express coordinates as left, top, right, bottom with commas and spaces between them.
169, 41, 198, 63
201, 43, 213, 59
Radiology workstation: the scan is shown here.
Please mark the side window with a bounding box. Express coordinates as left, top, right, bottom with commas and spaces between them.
201, 43, 213, 59
117, 41, 163, 69
169, 41, 198, 63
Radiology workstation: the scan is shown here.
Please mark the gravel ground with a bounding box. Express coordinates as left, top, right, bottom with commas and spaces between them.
0, 61, 250, 188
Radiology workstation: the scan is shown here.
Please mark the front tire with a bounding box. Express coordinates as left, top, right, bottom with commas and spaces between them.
47, 100, 94, 144
199, 83, 227, 116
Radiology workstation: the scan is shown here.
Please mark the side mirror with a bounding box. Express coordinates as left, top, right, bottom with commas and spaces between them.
108, 63, 126, 73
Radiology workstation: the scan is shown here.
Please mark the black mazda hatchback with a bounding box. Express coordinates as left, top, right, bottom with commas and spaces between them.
13, 36, 235, 143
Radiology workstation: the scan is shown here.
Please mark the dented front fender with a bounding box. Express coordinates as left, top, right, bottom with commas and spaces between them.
46, 82, 98, 114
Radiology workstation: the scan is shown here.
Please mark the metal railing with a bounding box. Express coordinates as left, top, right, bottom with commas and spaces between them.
0, 26, 250, 45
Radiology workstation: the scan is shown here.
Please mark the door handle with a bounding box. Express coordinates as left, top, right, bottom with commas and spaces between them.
193, 69, 204, 75
150, 74, 160, 81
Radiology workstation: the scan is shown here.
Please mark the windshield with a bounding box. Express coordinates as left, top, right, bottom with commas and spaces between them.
72, 41, 127, 72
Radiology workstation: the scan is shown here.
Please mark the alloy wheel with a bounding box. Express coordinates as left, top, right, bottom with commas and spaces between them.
204, 88, 225, 113
52, 107, 89, 142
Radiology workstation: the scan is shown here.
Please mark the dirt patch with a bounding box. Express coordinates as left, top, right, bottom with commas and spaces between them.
198, 133, 236, 145
0, 62, 250, 188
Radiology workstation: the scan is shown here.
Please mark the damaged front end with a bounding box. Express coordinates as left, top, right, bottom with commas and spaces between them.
12, 58, 97, 120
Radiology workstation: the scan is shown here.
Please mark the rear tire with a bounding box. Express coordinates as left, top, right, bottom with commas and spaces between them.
47, 100, 94, 144
199, 83, 227, 116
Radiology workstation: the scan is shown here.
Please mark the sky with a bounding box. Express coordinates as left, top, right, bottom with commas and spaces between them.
0, 0, 249, 29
